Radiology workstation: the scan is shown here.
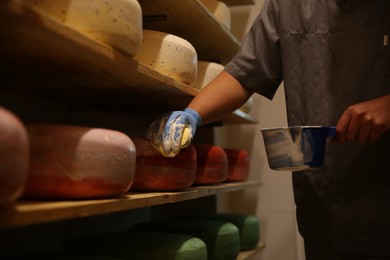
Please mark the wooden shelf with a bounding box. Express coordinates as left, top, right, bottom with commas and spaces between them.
238, 242, 266, 260
222, 0, 256, 6
0, 181, 262, 229
0, 0, 254, 124
139, 0, 241, 64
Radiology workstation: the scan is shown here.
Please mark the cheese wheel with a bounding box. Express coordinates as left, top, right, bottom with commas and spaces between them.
200, 0, 231, 30
132, 220, 240, 260
0, 107, 29, 206
134, 30, 198, 85
66, 231, 207, 260
24, 0, 142, 56
194, 61, 224, 90
130, 137, 196, 191
185, 213, 260, 251
193, 144, 228, 185
23, 124, 136, 199
224, 148, 250, 182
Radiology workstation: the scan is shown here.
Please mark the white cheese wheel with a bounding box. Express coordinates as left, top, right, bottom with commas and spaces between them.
200, 0, 231, 30
194, 61, 224, 90
134, 30, 198, 85
24, 0, 142, 56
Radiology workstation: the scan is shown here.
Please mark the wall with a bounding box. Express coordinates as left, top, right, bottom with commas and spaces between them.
214, 1, 305, 259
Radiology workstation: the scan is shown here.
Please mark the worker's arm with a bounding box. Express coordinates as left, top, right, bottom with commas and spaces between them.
146, 71, 253, 157
188, 71, 254, 124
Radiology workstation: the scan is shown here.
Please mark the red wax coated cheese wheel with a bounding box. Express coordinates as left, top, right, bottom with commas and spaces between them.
0, 107, 29, 206
224, 148, 250, 182
131, 137, 196, 191
193, 144, 228, 185
23, 124, 136, 199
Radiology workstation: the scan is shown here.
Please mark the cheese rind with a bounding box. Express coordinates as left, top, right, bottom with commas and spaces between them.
23, 0, 143, 56
200, 0, 231, 30
0, 107, 29, 206
194, 61, 224, 90
185, 213, 260, 251
24, 124, 136, 199
131, 220, 240, 260
134, 30, 198, 85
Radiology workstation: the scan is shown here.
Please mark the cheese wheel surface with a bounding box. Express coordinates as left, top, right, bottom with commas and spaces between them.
66, 231, 207, 260
193, 144, 228, 185
200, 0, 231, 30
131, 137, 196, 191
132, 220, 240, 260
24, 124, 136, 199
194, 61, 224, 90
224, 148, 250, 182
0, 107, 29, 206
25, 0, 142, 56
185, 213, 260, 251
134, 30, 198, 85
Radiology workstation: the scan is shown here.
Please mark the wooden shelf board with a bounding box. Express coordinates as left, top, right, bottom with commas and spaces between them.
139, 0, 241, 64
0, 181, 262, 229
222, 0, 256, 6
238, 242, 266, 260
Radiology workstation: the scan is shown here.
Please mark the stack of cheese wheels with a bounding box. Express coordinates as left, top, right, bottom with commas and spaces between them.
193, 61, 224, 90
131, 219, 240, 260
24, 0, 143, 56
66, 231, 207, 260
186, 213, 260, 251
134, 30, 198, 85
224, 148, 250, 182
130, 137, 196, 191
23, 124, 136, 199
193, 144, 228, 185
0, 107, 29, 206
200, 0, 232, 30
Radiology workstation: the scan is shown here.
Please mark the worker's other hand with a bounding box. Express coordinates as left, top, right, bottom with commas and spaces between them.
334, 94, 390, 143
146, 108, 202, 157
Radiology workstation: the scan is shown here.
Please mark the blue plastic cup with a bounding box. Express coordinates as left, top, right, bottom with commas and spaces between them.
260, 126, 336, 171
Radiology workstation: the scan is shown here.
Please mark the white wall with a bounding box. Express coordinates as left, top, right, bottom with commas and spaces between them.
215, 1, 305, 259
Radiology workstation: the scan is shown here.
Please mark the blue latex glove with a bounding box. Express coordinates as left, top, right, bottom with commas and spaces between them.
146, 108, 202, 157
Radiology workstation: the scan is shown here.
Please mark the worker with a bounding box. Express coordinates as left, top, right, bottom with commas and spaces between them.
147, 0, 390, 259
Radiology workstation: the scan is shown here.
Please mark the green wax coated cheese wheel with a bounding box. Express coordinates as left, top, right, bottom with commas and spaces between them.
66, 231, 207, 260
131, 220, 240, 260
183, 213, 260, 251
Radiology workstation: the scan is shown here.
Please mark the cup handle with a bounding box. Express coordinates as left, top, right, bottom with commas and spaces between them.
328, 126, 337, 137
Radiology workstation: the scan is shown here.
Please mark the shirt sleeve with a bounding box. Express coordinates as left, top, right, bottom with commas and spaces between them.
224, 0, 282, 100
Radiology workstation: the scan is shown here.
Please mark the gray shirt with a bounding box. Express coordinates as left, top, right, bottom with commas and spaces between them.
225, 0, 390, 255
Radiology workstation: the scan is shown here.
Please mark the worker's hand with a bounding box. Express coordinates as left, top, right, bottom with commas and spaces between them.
334, 94, 390, 143
146, 108, 202, 157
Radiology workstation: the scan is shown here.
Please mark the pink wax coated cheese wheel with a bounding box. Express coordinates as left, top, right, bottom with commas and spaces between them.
0, 107, 29, 206
130, 137, 197, 191
224, 148, 250, 182
23, 124, 136, 199
193, 144, 228, 185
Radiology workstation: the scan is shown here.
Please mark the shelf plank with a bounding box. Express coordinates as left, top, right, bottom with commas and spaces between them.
237, 242, 266, 260
0, 181, 261, 229
222, 0, 256, 6
139, 0, 241, 64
